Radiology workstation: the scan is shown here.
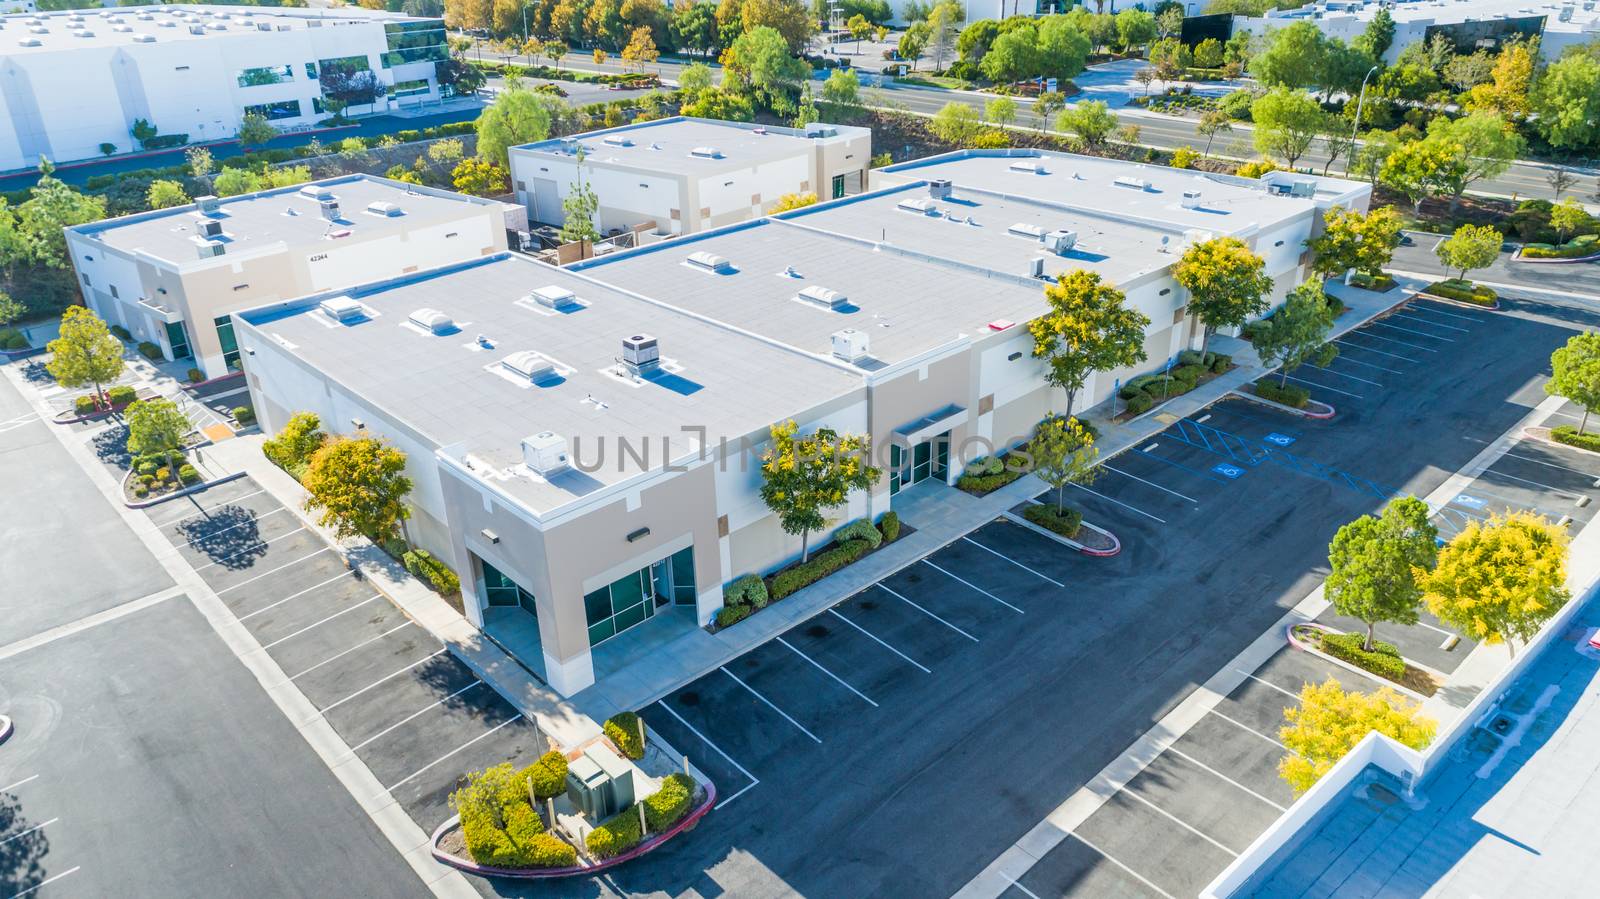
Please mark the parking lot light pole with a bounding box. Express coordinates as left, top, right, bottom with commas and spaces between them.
1347, 65, 1379, 177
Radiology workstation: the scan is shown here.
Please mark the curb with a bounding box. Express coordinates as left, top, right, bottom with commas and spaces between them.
1522, 425, 1600, 456
53, 399, 136, 424
182, 370, 247, 392
0, 714, 11, 746
1229, 388, 1336, 420
122, 469, 247, 509
1285, 622, 1432, 703
1413, 291, 1500, 311
429, 780, 717, 879
0, 346, 44, 361
1005, 508, 1122, 557
1510, 248, 1600, 265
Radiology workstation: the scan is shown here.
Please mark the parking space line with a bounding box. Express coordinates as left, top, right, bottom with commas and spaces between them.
776, 636, 878, 707
348, 680, 483, 753
180, 506, 287, 548
655, 701, 761, 810
386, 714, 523, 791
1162, 746, 1287, 811
1066, 832, 1178, 899
192, 526, 307, 571
1347, 329, 1438, 353
1004, 875, 1043, 899
1388, 311, 1470, 333
1235, 669, 1302, 701
320, 648, 447, 711
1282, 373, 1363, 399
162, 487, 269, 526
1119, 788, 1238, 856
238, 571, 355, 621
1501, 450, 1600, 479
1308, 364, 1381, 386
1412, 619, 1455, 638
1326, 354, 1403, 374
215, 547, 334, 594
1103, 464, 1197, 503
290, 622, 422, 682
828, 609, 932, 672
1333, 338, 1415, 363
961, 536, 1066, 587
922, 559, 1025, 614
0, 775, 38, 793
1071, 482, 1166, 523
720, 667, 823, 744
0, 817, 56, 848
260, 595, 381, 649
1369, 319, 1454, 342
10, 865, 81, 898
1209, 710, 1289, 750
1407, 301, 1483, 323
876, 584, 981, 642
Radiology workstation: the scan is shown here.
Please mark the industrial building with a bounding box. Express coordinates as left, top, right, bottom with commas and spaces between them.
0, 4, 448, 172
507, 117, 872, 241
234, 149, 1368, 697
66, 174, 524, 379
1234, 0, 1600, 63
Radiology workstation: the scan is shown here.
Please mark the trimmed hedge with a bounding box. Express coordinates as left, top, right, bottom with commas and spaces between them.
107, 385, 137, 406
725, 573, 768, 610
769, 538, 872, 600
605, 711, 645, 760
956, 454, 1026, 494
833, 517, 883, 550
178, 464, 200, 484
1318, 631, 1406, 682
585, 804, 644, 859
461, 804, 575, 868
74, 395, 99, 415
642, 773, 695, 831
1023, 503, 1082, 539
110, 324, 131, 341
1124, 393, 1154, 415
1253, 380, 1310, 409
0, 327, 26, 350
880, 510, 901, 542
403, 548, 460, 595
1552, 424, 1600, 453
1522, 234, 1600, 259
525, 750, 569, 801
715, 603, 751, 627
1425, 279, 1497, 306
137, 341, 162, 360
233, 405, 255, 425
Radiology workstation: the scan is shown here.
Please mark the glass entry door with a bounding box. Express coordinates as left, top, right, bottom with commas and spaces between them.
891, 432, 951, 495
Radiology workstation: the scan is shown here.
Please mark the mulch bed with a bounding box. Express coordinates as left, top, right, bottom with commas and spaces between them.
1290, 624, 1439, 697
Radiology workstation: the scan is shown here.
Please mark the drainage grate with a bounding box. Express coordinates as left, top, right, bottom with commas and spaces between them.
1489, 713, 1515, 736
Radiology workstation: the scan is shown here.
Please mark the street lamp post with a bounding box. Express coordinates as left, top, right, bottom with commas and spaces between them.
1347, 65, 1379, 177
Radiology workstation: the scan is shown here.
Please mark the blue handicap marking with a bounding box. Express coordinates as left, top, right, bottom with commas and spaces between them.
1264, 432, 1296, 447
1454, 494, 1487, 510
1212, 462, 1246, 479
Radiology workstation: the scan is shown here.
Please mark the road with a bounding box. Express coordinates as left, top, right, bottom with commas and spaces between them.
1390, 230, 1600, 296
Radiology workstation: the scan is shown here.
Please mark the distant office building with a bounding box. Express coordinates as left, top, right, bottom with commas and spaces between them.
0, 4, 449, 172
1234, 0, 1599, 63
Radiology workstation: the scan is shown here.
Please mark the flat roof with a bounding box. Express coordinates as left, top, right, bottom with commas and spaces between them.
73, 175, 503, 266
513, 116, 869, 178
0, 4, 429, 54
1264, 0, 1595, 31
238, 253, 862, 514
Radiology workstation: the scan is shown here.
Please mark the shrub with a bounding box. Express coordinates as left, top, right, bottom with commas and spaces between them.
263, 411, 327, 472
643, 773, 695, 831
1552, 425, 1600, 453
178, 464, 200, 485
1177, 349, 1205, 367
585, 805, 644, 859
523, 750, 569, 801
155, 466, 171, 482
74, 395, 100, 415
187, 367, 204, 382
769, 538, 873, 600
233, 406, 255, 425
725, 573, 768, 609
966, 455, 1005, 476
605, 711, 645, 760
403, 548, 461, 595
1124, 392, 1154, 415
1172, 363, 1204, 386
833, 517, 883, 550
137, 341, 162, 360
137, 459, 157, 476
1210, 353, 1232, 373
716, 603, 752, 627
1253, 379, 1310, 408
1023, 503, 1083, 539
971, 129, 1011, 149
140, 473, 155, 486
0, 328, 26, 350
460, 803, 575, 868
133, 484, 149, 498
1424, 279, 1497, 306
880, 510, 901, 542
1318, 631, 1406, 681
110, 324, 132, 341
107, 385, 137, 406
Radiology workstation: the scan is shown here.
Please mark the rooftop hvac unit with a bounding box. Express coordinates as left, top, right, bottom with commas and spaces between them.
1288, 179, 1317, 198
1113, 176, 1150, 191
319, 199, 341, 222
521, 430, 570, 476
602, 134, 633, 147
408, 308, 454, 333
188, 24, 205, 34
1028, 257, 1047, 278
195, 239, 225, 259
300, 184, 335, 201
502, 350, 556, 382
831, 327, 870, 363
195, 219, 224, 239
1181, 189, 1203, 209
565, 744, 634, 821
366, 201, 403, 217
1042, 229, 1077, 255
1007, 222, 1045, 240
798, 285, 849, 311
529, 285, 576, 309
195, 195, 221, 213
686, 250, 732, 273
806, 126, 838, 138
927, 178, 953, 200
1009, 159, 1047, 174
621, 334, 660, 376
897, 197, 937, 214
319, 296, 365, 322
689, 146, 723, 159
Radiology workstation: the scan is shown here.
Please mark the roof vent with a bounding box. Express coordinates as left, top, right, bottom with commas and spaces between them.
408, 308, 454, 333
689, 146, 723, 159
366, 200, 403, 217
602, 134, 633, 147
319, 296, 366, 323
319, 199, 341, 222
1043, 230, 1077, 255
806, 126, 838, 138
831, 328, 869, 363
521, 431, 569, 476
195, 239, 225, 259
299, 184, 335, 201
686, 250, 733, 273
621, 334, 660, 377
927, 178, 953, 200
501, 350, 556, 382
1113, 176, 1150, 191
797, 285, 849, 311
897, 197, 937, 214
1181, 189, 1202, 209
1008, 222, 1045, 240
189, 24, 205, 34
132, 34, 155, 42
1009, 159, 1047, 174
529, 284, 577, 309
196, 195, 220, 213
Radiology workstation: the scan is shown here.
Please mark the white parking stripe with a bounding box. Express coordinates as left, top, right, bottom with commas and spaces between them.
1309, 364, 1381, 386
828, 609, 932, 672
876, 583, 980, 642
192, 526, 307, 571
777, 636, 877, 707
238, 571, 354, 621
1162, 745, 1287, 811
386, 714, 523, 791
1328, 354, 1403, 374
1208, 709, 1289, 750
1412, 619, 1455, 638
1369, 319, 1453, 342
1235, 669, 1302, 701
922, 559, 1025, 613
1500, 450, 1600, 479
1282, 373, 1363, 399
1388, 311, 1470, 333
961, 535, 1065, 587
319, 648, 447, 711
1071, 482, 1166, 523
0, 817, 56, 848
654, 701, 761, 810
1333, 338, 1415, 362
1066, 832, 1177, 899
1004, 875, 1043, 899
1119, 788, 1239, 856
720, 667, 822, 744
1348, 329, 1439, 353
0, 775, 39, 793
158, 486, 269, 526
260, 595, 380, 649
290, 622, 423, 682
9, 865, 81, 898
179, 506, 287, 548
348, 680, 483, 753
1103, 464, 1198, 503
216, 547, 334, 594
1408, 301, 1483, 323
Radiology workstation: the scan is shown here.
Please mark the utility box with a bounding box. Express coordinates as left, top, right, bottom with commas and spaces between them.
566, 743, 635, 821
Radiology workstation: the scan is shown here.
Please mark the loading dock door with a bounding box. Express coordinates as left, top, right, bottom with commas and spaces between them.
533, 178, 561, 226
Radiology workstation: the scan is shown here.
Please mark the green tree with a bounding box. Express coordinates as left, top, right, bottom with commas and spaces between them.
1422, 113, 1524, 213
680, 87, 756, 121
758, 419, 879, 562
1326, 497, 1438, 651
236, 112, 278, 147
1174, 236, 1273, 366
1036, 15, 1091, 81
302, 436, 414, 545
1435, 223, 1501, 283
130, 118, 159, 150
124, 398, 191, 459
1307, 205, 1403, 280
1353, 7, 1394, 59
677, 61, 715, 98
1033, 91, 1065, 130
1550, 196, 1591, 244
213, 169, 264, 198
923, 0, 959, 71
1057, 100, 1117, 147
985, 96, 1017, 128
930, 101, 982, 145
898, 22, 928, 70
1196, 107, 1232, 158
1114, 7, 1155, 52
263, 411, 328, 474
1249, 21, 1327, 90
1465, 41, 1535, 117
981, 25, 1042, 83
724, 26, 809, 113
1531, 52, 1600, 151
45, 305, 124, 406
474, 88, 554, 168
1027, 269, 1151, 416
1350, 128, 1399, 185
1155, 6, 1183, 41
15, 174, 107, 269
1279, 679, 1434, 795
820, 67, 861, 116
1421, 511, 1571, 656
0, 292, 23, 330
1250, 88, 1323, 168
146, 179, 190, 210
740, 0, 814, 54
1029, 414, 1100, 513
1546, 332, 1600, 435
847, 12, 870, 50
1378, 139, 1452, 212
560, 151, 600, 244
185, 146, 216, 181
1194, 37, 1224, 69
1250, 281, 1338, 387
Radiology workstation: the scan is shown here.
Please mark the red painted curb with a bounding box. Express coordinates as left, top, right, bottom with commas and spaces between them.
0, 714, 12, 746
1075, 522, 1121, 557
430, 780, 717, 880
53, 399, 136, 424
122, 469, 247, 510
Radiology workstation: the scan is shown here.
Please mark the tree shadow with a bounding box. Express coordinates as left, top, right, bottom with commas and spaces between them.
409, 649, 518, 726
90, 423, 131, 471
18, 362, 53, 385
0, 792, 49, 898
175, 506, 268, 570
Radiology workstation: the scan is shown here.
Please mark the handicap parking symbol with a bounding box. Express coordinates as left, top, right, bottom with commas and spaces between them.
1454, 494, 1487, 510
1212, 462, 1245, 479
1264, 432, 1296, 447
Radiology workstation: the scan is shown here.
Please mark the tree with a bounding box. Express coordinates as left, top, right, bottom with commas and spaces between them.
820, 67, 861, 117
1422, 113, 1524, 213
930, 101, 982, 146
130, 118, 159, 150
622, 25, 659, 70
1532, 53, 1600, 151
236, 113, 278, 148
213, 169, 263, 198
1550, 196, 1591, 243
1057, 100, 1117, 147
1114, 8, 1155, 52
1250, 88, 1322, 169
923, 1, 959, 71
981, 26, 1043, 84
1030, 415, 1100, 513
45, 305, 124, 406
1174, 236, 1273, 366
898, 23, 927, 70
682, 87, 756, 121
1353, 7, 1394, 60
1194, 37, 1224, 69
724, 26, 809, 113
1028, 269, 1151, 417
1251, 281, 1338, 388
678, 61, 715, 98
560, 151, 600, 244
1249, 21, 1327, 90
124, 398, 191, 459
758, 419, 878, 562
1350, 128, 1399, 185
1327, 497, 1438, 651
1133, 67, 1156, 96
1279, 679, 1435, 795
145, 180, 190, 210
1037, 15, 1091, 81
1155, 6, 1183, 41
1421, 511, 1571, 657
185, 146, 215, 181
1466, 41, 1536, 117
769, 191, 817, 212
1378, 139, 1453, 213
452, 157, 509, 196
1307, 205, 1402, 280
1033, 91, 1065, 129
1196, 108, 1232, 158
303, 436, 414, 545
474, 88, 554, 168
985, 96, 1017, 128
847, 12, 870, 50
1442, 50, 1494, 93
0, 293, 23, 331
1435, 223, 1501, 283
1546, 332, 1600, 436
1547, 166, 1578, 200
545, 40, 569, 68
740, 0, 814, 54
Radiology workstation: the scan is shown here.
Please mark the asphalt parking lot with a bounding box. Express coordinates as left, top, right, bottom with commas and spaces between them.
143, 476, 544, 838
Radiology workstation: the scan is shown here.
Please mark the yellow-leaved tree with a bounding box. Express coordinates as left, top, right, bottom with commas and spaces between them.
758, 419, 878, 562
1419, 511, 1570, 657
302, 436, 413, 546
1279, 678, 1435, 795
